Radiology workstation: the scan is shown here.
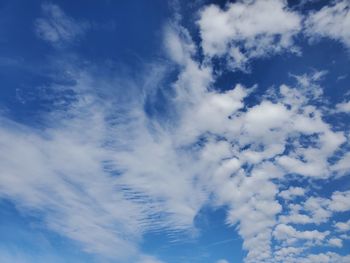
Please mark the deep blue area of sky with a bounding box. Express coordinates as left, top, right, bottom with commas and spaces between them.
0, 0, 349, 262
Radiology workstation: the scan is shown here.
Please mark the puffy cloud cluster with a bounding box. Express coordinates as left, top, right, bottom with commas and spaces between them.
198, 0, 350, 70
279, 187, 306, 200
336, 100, 350, 113
305, 0, 350, 49
197, 0, 302, 69
279, 192, 350, 228
275, 252, 350, 263
335, 219, 350, 232
274, 224, 329, 245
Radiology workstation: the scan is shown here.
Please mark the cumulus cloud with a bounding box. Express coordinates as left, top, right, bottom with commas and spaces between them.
197, 0, 302, 70
335, 100, 350, 113
274, 224, 329, 245
136, 255, 166, 263
305, 0, 350, 49
302, 252, 350, 263
35, 3, 89, 46
332, 152, 350, 176
279, 187, 306, 200
328, 237, 343, 247
279, 190, 350, 227
328, 190, 350, 212
335, 219, 350, 232
1, 25, 344, 262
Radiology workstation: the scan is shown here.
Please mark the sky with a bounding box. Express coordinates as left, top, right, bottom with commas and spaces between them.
0, 0, 350, 262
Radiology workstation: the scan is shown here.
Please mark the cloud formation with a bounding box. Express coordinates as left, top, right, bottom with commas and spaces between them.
35, 3, 89, 46
0, 1, 350, 263
197, 0, 301, 70
305, 0, 350, 49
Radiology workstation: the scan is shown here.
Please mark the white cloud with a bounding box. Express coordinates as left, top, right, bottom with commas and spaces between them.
0, 248, 69, 263
279, 187, 306, 200
335, 220, 350, 232
329, 190, 350, 212
0, 109, 140, 260
162, 26, 347, 261
332, 152, 350, 176
305, 0, 350, 49
328, 238, 343, 247
280, 191, 350, 228
136, 255, 166, 263
274, 246, 305, 261
274, 224, 329, 245
0, 67, 169, 262
197, 0, 302, 69
335, 101, 350, 113
1, 2, 349, 262
297, 252, 350, 263
279, 203, 313, 225
303, 197, 333, 224
164, 24, 196, 66
35, 3, 89, 46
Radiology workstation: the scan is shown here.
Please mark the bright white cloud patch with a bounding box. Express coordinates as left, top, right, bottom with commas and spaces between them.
1, 24, 348, 263
328, 237, 343, 248
279, 187, 306, 200
305, 0, 350, 49
336, 100, 350, 113
335, 219, 350, 232
274, 224, 329, 244
197, 0, 301, 69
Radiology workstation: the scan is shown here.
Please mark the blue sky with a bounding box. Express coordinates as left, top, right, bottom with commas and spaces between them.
0, 0, 350, 262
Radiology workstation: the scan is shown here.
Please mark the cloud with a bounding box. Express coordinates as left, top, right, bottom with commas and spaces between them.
332, 152, 350, 176
0, 109, 140, 260
274, 224, 329, 245
279, 187, 306, 200
305, 0, 350, 49
0, 1, 349, 263
328, 190, 350, 212
35, 3, 89, 46
335, 100, 350, 113
303, 197, 333, 223
279, 204, 313, 225
328, 238, 343, 247
197, 0, 302, 70
0, 64, 170, 262
335, 219, 350, 232
136, 255, 166, 263
295, 252, 350, 263
279, 190, 350, 227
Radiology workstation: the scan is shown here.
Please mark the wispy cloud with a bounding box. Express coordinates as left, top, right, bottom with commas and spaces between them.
34, 3, 89, 47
